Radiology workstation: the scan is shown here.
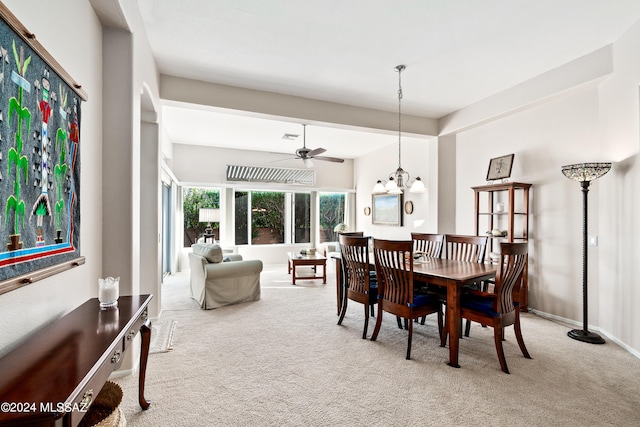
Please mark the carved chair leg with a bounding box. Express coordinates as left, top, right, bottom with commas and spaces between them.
362, 304, 370, 339
420, 315, 426, 325
514, 312, 532, 359
494, 327, 510, 374
437, 308, 443, 339
396, 316, 403, 329
370, 307, 384, 341
337, 295, 348, 325
440, 319, 448, 347
464, 319, 471, 337
406, 318, 413, 360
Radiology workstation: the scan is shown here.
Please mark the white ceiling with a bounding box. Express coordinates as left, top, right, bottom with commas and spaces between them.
135, 0, 640, 160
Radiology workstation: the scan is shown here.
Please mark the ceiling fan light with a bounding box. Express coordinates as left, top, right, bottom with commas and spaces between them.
409, 177, 426, 193
303, 158, 314, 168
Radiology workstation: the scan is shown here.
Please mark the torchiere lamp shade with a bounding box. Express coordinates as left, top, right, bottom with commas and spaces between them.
561, 162, 611, 182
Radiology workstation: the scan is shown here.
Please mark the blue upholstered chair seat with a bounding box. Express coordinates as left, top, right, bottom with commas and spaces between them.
409, 292, 438, 308
461, 294, 499, 317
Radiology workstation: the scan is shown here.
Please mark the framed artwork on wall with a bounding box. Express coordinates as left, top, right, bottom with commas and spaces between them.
372, 193, 403, 226
486, 154, 515, 181
0, 4, 87, 294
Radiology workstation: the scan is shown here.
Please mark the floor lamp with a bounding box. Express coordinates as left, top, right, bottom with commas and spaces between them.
561, 162, 611, 344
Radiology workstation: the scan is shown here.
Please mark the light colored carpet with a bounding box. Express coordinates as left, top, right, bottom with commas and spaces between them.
114, 264, 640, 426
149, 318, 177, 354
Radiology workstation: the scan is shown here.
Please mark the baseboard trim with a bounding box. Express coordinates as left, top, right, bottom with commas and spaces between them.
530, 309, 640, 360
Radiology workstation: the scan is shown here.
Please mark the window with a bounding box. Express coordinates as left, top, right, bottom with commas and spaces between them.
251, 191, 285, 244
234, 191, 249, 245
294, 193, 311, 243
319, 192, 346, 243
182, 187, 220, 247
229, 190, 347, 246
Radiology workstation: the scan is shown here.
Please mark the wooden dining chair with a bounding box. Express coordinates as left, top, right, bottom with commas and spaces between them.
444, 234, 488, 263
441, 234, 489, 340
411, 233, 445, 325
370, 239, 443, 359
411, 233, 444, 258
454, 241, 531, 373
338, 234, 377, 339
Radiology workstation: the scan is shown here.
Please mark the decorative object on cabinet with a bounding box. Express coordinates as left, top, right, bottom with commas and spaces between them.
0, 4, 87, 294
473, 182, 531, 310
372, 65, 425, 195
372, 193, 403, 226
486, 154, 515, 181
404, 200, 414, 215
561, 162, 611, 344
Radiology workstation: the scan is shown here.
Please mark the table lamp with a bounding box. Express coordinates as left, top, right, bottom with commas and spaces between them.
199, 208, 220, 235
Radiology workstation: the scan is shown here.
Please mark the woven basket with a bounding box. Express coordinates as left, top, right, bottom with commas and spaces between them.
79, 381, 126, 427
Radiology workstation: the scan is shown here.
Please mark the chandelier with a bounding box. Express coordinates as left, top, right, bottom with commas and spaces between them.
372, 65, 425, 194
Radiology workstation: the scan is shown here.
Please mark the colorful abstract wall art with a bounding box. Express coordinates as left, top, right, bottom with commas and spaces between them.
0, 4, 85, 291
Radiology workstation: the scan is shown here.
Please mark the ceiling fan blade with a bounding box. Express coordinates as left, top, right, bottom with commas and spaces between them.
270, 157, 299, 163
307, 147, 326, 157
313, 155, 344, 163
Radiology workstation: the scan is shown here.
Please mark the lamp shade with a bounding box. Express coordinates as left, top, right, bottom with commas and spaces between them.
409, 177, 426, 193
372, 180, 386, 194
199, 208, 220, 223
561, 162, 611, 182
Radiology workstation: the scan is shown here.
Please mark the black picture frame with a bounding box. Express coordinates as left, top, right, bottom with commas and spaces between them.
372, 193, 403, 226
486, 154, 515, 181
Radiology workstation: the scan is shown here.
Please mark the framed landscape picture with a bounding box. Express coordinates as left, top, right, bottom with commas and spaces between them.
372, 193, 403, 226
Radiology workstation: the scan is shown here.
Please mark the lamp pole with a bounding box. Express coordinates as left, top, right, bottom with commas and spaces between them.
566, 180, 604, 344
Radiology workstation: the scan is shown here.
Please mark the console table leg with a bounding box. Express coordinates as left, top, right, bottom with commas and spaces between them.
139, 321, 152, 409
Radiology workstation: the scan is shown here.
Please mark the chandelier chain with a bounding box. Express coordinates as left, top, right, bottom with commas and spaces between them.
397, 65, 403, 169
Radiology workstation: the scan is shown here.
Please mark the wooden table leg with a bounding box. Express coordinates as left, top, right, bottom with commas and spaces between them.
292, 263, 296, 285
335, 258, 343, 315
139, 320, 152, 409
322, 260, 326, 284
446, 283, 461, 368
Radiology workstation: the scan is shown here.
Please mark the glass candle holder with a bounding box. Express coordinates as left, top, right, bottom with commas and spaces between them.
98, 276, 120, 309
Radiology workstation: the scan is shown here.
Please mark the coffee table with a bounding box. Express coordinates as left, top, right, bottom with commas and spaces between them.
287, 252, 327, 285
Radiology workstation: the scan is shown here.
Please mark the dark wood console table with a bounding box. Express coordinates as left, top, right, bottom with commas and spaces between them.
0, 294, 153, 426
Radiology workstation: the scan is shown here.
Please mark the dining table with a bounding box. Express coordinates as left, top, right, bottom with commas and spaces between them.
334, 255, 497, 368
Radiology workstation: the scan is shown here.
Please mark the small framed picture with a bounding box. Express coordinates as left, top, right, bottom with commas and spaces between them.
404, 200, 414, 215
486, 154, 515, 181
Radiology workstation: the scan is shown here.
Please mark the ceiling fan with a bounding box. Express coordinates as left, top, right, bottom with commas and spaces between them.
286, 124, 345, 168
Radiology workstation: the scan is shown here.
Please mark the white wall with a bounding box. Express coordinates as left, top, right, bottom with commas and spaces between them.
456, 89, 602, 320
451, 19, 640, 355
354, 136, 436, 239
0, 0, 104, 355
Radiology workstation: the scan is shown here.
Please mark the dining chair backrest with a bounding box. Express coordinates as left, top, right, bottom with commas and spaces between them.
444, 234, 488, 263
411, 233, 444, 259
372, 239, 414, 307
494, 242, 528, 315
339, 232, 364, 237
339, 234, 372, 296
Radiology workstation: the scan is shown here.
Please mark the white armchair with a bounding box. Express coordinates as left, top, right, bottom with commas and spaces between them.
189, 243, 263, 309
